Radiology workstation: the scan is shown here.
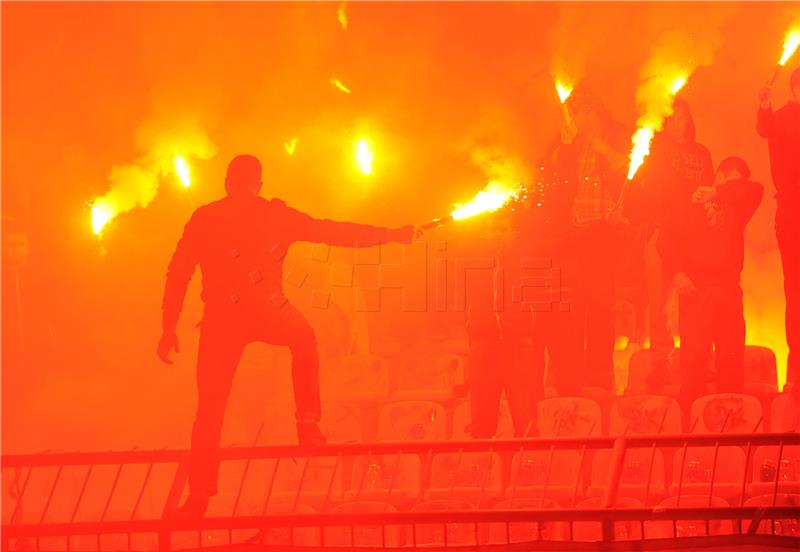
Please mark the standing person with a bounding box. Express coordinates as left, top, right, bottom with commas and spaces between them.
757, 68, 800, 392
661, 157, 763, 412
465, 210, 541, 438
630, 99, 714, 391
157, 154, 419, 517
550, 89, 628, 395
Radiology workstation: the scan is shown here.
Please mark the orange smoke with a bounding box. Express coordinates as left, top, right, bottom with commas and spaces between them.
89, 127, 216, 235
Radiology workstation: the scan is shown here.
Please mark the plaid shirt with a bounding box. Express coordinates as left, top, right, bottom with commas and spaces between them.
571, 137, 615, 226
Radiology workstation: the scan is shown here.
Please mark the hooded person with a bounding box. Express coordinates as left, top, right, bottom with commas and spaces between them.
757, 67, 800, 391
157, 154, 420, 517
627, 98, 715, 391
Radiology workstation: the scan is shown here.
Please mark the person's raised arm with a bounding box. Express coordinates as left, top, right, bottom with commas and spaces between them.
158, 209, 204, 363
278, 200, 419, 247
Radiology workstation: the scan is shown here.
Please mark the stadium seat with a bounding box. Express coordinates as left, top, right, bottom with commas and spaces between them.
424, 451, 503, 506
587, 448, 666, 505
411, 499, 477, 546
451, 400, 515, 440
506, 450, 581, 504
609, 395, 681, 435
325, 502, 406, 547
669, 446, 746, 504
689, 393, 763, 434
742, 493, 800, 536
345, 454, 422, 508
748, 445, 800, 497
321, 354, 391, 403
486, 498, 568, 544
743, 345, 779, 394
377, 401, 447, 441
645, 495, 733, 538
391, 353, 466, 403
771, 393, 800, 432
573, 497, 644, 541
537, 397, 602, 437
320, 402, 363, 443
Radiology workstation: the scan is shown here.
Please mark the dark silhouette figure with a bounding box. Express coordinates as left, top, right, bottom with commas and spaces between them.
757, 67, 800, 392
659, 156, 763, 410
157, 155, 418, 517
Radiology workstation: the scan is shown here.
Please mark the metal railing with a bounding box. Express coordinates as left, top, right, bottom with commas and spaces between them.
3, 432, 799, 550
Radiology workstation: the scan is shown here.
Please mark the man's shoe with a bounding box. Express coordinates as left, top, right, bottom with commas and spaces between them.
171, 493, 210, 520
297, 418, 327, 446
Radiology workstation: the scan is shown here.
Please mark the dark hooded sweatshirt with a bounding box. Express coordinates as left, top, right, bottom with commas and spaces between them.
659, 178, 763, 286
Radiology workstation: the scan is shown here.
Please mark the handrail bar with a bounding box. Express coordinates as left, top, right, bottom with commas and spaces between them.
3, 432, 798, 468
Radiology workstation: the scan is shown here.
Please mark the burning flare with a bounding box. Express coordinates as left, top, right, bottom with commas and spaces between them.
779, 24, 800, 66
450, 181, 518, 220
173, 155, 191, 188
330, 77, 351, 94
626, 73, 688, 180
555, 79, 573, 104
338, 2, 348, 31
91, 200, 116, 235
355, 139, 373, 175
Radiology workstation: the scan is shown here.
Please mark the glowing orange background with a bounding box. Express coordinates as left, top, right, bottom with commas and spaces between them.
2, 2, 794, 453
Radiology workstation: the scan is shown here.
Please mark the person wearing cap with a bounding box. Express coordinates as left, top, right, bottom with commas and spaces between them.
757, 67, 800, 393
157, 154, 419, 517
548, 88, 628, 396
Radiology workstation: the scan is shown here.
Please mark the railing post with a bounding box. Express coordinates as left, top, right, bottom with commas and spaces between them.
602, 436, 628, 541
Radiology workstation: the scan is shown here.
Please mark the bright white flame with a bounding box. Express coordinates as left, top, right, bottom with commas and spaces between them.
670, 75, 687, 94
173, 156, 191, 188
555, 80, 573, 103
355, 139, 373, 175
779, 27, 800, 66
330, 77, 351, 94
450, 181, 518, 220
91, 200, 115, 235
627, 127, 655, 180
285, 138, 298, 156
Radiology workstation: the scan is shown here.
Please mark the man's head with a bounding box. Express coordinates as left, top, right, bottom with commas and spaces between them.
791, 66, 800, 101
664, 98, 696, 143
225, 155, 262, 197
567, 88, 605, 135
714, 156, 750, 187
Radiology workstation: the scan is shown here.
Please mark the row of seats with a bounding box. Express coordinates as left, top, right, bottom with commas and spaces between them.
200, 494, 800, 547
213, 443, 799, 516
320, 393, 799, 444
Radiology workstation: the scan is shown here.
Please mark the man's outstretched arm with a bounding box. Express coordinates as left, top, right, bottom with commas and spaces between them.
158, 210, 203, 363
279, 201, 420, 246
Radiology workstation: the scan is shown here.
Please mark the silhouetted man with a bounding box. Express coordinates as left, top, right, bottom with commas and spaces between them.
157, 154, 418, 517
757, 67, 800, 392
630, 98, 714, 391
660, 156, 762, 412
549, 89, 628, 395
